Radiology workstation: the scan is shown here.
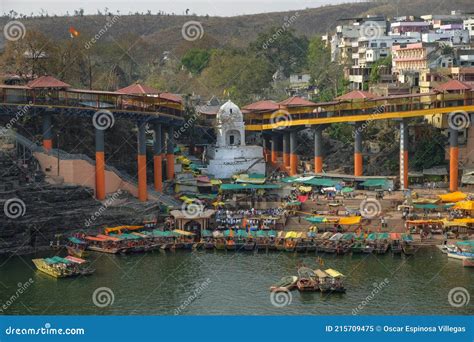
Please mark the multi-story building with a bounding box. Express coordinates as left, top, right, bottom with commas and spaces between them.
464, 15, 474, 40
390, 21, 430, 35
422, 25, 470, 45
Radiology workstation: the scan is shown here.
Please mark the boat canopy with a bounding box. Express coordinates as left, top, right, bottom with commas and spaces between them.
402, 234, 414, 242
97, 234, 123, 241
342, 233, 356, 240
64, 256, 86, 264
110, 233, 141, 240
285, 231, 302, 239
280, 176, 298, 183
220, 183, 280, 191
329, 233, 343, 241
256, 230, 267, 237
325, 268, 344, 278
300, 178, 339, 187
314, 269, 329, 278
390, 233, 401, 240
341, 187, 354, 193
267, 230, 277, 237
68, 237, 86, 244
367, 233, 377, 241
377, 233, 389, 240
44, 256, 72, 265
201, 230, 213, 237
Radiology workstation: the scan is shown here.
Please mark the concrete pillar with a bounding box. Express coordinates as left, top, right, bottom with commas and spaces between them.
399, 119, 409, 190
166, 126, 175, 180
153, 123, 163, 192
283, 132, 290, 168
289, 131, 298, 176
354, 122, 363, 177
137, 122, 147, 202
314, 126, 323, 173
42, 113, 53, 150
271, 135, 278, 165
449, 128, 459, 192
95, 128, 106, 201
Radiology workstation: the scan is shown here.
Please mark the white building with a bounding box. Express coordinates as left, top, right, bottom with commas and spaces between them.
206, 100, 265, 179
463, 16, 474, 40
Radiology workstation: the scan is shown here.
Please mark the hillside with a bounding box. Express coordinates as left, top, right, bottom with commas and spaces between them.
1, 0, 473, 58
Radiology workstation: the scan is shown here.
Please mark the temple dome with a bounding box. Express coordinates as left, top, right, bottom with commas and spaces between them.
216, 100, 243, 125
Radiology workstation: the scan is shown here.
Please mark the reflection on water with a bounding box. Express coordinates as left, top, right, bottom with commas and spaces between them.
0, 247, 472, 315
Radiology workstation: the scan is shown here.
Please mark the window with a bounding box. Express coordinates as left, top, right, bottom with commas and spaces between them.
229, 135, 235, 145
380, 43, 387, 47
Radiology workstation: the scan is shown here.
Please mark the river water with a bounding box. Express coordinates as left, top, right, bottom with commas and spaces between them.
0, 247, 472, 315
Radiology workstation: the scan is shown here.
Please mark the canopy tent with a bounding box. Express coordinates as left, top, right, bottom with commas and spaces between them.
305, 216, 327, 224
442, 220, 468, 228
338, 216, 361, 225
360, 179, 387, 187
438, 191, 467, 203
234, 174, 266, 184
300, 178, 339, 187
280, 176, 298, 183
413, 203, 453, 210
220, 184, 281, 191
452, 200, 474, 211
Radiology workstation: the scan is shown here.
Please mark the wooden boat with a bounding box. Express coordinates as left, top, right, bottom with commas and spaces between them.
66, 237, 87, 258
244, 240, 256, 251
351, 241, 364, 253
275, 238, 285, 251
235, 239, 245, 251
374, 241, 389, 254
297, 267, 318, 292
402, 243, 416, 256
215, 238, 226, 250
325, 268, 346, 293
267, 238, 277, 251
362, 244, 374, 254
284, 239, 296, 252
306, 240, 316, 253
295, 240, 307, 253
462, 258, 474, 267
225, 239, 236, 251
32, 256, 94, 278
182, 242, 194, 250
447, 251, 474, 260
390, 240, 402, 254
256, 238, 268, 251
85, 235, 125, 254
269, 276, 298, 292
336, 243, 350, 255
203, 239, 215, 249
314, 269, 331, 292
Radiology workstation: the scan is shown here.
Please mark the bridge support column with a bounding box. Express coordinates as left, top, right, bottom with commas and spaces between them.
271, 135, 278, 165
95, 128, 106, 201
399, 119, 409, 190
166, 126, 175, 180
289, 131, 298, 176
354, 122, 363, 177
153, 123, 163, 192
283, 132, 290, 168
449, 128, 459, 192
314, 126, 323, 173
137, 122, 147, 202
42, 113, 53, 150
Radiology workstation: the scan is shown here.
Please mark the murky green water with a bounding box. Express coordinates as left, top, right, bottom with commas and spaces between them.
0, 247, 472, 315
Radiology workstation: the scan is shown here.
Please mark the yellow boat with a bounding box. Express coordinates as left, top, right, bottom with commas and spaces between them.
32, 256, 94, 278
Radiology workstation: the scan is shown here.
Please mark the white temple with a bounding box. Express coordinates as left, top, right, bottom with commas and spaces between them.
206, 100, 265, 179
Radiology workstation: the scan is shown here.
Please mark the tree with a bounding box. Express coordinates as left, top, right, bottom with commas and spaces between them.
181, 49, 211, 75
250, 27, 308, 77
306, 36, 344, 101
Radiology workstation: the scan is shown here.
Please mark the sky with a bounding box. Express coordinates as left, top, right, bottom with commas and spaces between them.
0, 0, 359, 17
